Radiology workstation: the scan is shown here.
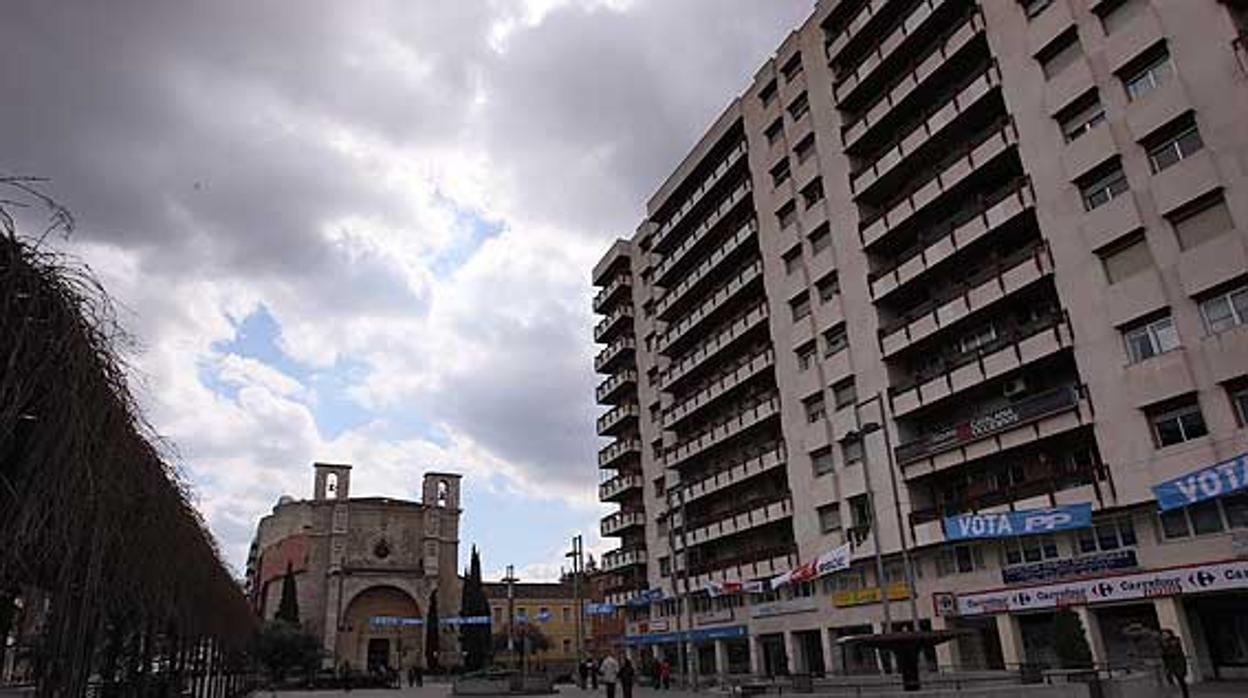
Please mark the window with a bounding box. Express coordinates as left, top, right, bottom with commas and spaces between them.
783, 245, 803, 275
760, 80, 778, 107
790, 292, 811, 321
832, 377, 857, 408
1147, 397, 1209, 447
1170, 192, 1235, 250
1230, 380, 1248, 426
1161, 496, 1248, 538
771, 159, 791, 187
1190, 500, 1225, 535
841, 436, 863, 464
493, 607, 502, 622
1199, 282, 1248, 334
1122, 314, 1179, 363
818, 502, 842, 533
937, 544, 984, 576
563, 639, 572, 654
824, 324, 848, 357
1057, 92, 1106, 143
1038, 30, 1083, 80
1002, 535, 1059, 565
1226, 492, 1248, 529
765, 118, 784, 145
654, 476, 665, 497
817, 272, 840, 303
802, 178, 825, 209
1098, 0, 1148, 35
1080, 161, 1129, 210
778, 200, 798, 229
796, 342, 817, 372
812, 447, 835, 476
781, 53, 804, 82
1022, 0, 1053, 20
563, 606, 571, 622
788, 92, 810, 121
1160, 509, 1190, 539
804, 393, 826, 423
1099, 232, 1153, 284
659, 556, 671, 576
849, 494, 872, 528
1122, 47, 1174, 101
1077, 518, 1137, 554
1145, 116, 1204, 173
809, 224, 831, 255
959, 323, 998, 354
795, 134, 816, 164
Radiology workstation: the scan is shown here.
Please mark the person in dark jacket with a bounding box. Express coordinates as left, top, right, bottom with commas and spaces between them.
619, 656, 636, 698
1160, 629, 1189, 698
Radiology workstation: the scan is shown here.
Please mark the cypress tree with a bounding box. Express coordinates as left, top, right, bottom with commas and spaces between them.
459, 546, 492, 670
275, 562, 300, 624
426, 589, 441, 671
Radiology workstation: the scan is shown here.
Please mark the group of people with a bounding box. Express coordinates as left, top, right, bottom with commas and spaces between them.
579, 654, 640, 698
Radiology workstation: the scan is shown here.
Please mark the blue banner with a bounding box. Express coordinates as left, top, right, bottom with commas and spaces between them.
944, 503, 1092, 541
624, 625, 748, 646
1152, 452, 1248, 512
585, 603, 617, 616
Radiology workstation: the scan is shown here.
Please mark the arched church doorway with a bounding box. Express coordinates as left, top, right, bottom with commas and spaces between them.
338, 586, 423, 673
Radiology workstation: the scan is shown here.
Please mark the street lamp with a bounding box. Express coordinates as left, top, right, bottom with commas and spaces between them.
665, 483, 697, 690
566, 535, 585, 686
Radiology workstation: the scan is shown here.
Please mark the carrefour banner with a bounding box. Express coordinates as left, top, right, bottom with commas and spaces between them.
944, 503, 1092, 541
1152, 452, 1248, 512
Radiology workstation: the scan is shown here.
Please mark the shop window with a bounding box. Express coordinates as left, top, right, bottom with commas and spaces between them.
824, 324, 848, 357
795, 133, 817, 164
783, 245, 803, 275
765, 118, 784, 145
816, 272, 840, 303
1146, 397, 1208, 447
1077, 519, 1136, 554
1122, 314, 1179, 363
1122, 45, 1174, 101
833, 377, 857, 409
804, 392, 826, 423
1169, 191, 1235, 251
802, 178, 825, 210
818, 502, 842, 533
790, 291, 811, 321
1038, 29, 1083, 80
1057, 91, 1106, 143
1003, 535, 1059, 565
771, 158, 791, 187
811, 447, 835, 476
809, 223, 831, 254
796, 341, 817, 372
1097, 0, 1147, 34
1144, 115, 1204, 174
1098, 231, 1154, 284
1079, 161, 1129, 211
1199, 281, 1248, 334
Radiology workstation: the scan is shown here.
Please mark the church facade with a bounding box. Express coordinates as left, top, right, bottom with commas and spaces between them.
245, 463, 463, 672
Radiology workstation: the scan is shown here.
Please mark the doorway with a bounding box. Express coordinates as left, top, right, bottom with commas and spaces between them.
368, 638, 391, 673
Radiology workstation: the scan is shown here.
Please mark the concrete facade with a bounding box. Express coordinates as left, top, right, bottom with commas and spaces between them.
593, 0, 1248, 682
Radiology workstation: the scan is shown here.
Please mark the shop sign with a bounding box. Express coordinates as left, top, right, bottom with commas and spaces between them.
586, 602, 617, 616
1152, 452, 1248, 511
624, 624, 748, 646
954, 559, 1248, 616
933, 592, 957, 617
945, 503, 1092, 541
1002, 549, 1137, 585
695, 608, 735, 626
832, 583, 911, 608
750, 597, 818, 619
371, 615, 422, 627
648, 619, 670, 632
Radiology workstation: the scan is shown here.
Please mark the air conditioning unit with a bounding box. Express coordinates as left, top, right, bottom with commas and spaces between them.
1003, 377, 1028, 398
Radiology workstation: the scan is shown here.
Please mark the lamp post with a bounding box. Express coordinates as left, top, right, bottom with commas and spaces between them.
503, 565, 518, 671
566, 535, 585, 685
666, 483, 697, 690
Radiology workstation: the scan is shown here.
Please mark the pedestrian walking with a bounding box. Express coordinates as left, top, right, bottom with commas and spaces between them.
340, 661, 353, 692
658, 657, 671, 690
590, 658, 600, 689
416, 663, 424, 687
579, 659, 590, 689
619, 656, 636, 698
1160, 629, 1189, 698
600, 653, 620, 698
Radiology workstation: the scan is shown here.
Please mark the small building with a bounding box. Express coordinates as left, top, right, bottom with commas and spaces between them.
484, 581, 581, 669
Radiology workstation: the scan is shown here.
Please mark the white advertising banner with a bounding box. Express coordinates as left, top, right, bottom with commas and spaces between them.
954, 559, 1248, 616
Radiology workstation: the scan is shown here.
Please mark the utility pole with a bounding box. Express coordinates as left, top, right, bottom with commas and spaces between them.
567, 534, 585, 684
504, 565, 518, 671
679, 485, 698, 690
665, 487, 687, 689
852, 407, 892, 633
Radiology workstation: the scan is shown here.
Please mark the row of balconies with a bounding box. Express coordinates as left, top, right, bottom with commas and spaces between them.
662, 394, 781, 469
598, 437, 642, 469
657, 258, 765, 355
662, 348, 775, 430
602, 546, 647, 572
834, 0, 963, 107
879, 242, 1053, 358
601, 509, 646, 537
597, 402, 640, 437
652, 141, 749, 252
843, 10, 985, 150
592, 273, 632, 314
861, 118, 1018, 250
673, 495, 793, 551
655, 220, 757, 321
685, 548, 797, 588
593, 304, 634, 344
596, 369, 639, 405
824, 0, 889, 68
653, 180, 753, 287
599, 471, 644, 503
594, 336, 635, 374
869, 179, 1033, 301
660, 302, 769, 391
682, 442, 787, 506
908, 461, 1105, 527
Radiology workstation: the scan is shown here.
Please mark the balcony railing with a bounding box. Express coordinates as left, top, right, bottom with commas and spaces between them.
597, 403, 640, 436
894, 385, 1083, 466
593, 273, 632, 313
603, 547, 647, 572
685, 546, 796, 581
660, 302, 769, 391
654, 180, 754, 286
598, 438, 642, 468
663, 348, 775, 429
594, 305, 634, 343
663, 394, 781, 469
652, 142, 749, 252
594, 336, 635, 374
675, 495, 793, 550
655, 220, 757, 321
834, 0, 961, 103
909, 462, 1106, 526
596, 369, 639, 405
599, 472, 644, 502
601, 510, 646, 537
682, 442, 787, 505
657, 258, 764, 355
825, 0, 887, 66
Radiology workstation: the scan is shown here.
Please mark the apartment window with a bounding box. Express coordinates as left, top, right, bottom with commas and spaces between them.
1170, 191, 1235, 250
1122, 46, 1174, 101
849, 494, 872, 528
1123, 314, 1179, 363
1057, 92, 1106, 143
1229, 380, 1248, 426
832, 377, 857, 409
788, 92, 810, 121
1144, 116, 1204, 173
803, 393, 827, 423
841, 436, 863, 465
959, 323, 998, 354
783, 245, 803, 275
1162, 496, 1248, 538
816, 272, 840, 303
563, 606, 572, 622
657, 517, 668, 537
1097, 0, 1148, 35
1038, 30, 1082, 80
790, 292, 811, 321
1021, 0, 1053, 20
817, 502, 842, 533
659, 556, 671, 576
654, 476, 665, 497
811, 447, 835, 476
493, 607, 502, 622
794, 134, 816, 164
781, 53, 804, 82
1147, 396, 1209, 447
1076, 518, 1137, 554
765, 118, 784, 146
778, 200, 798, 229
1098, 231, 1153, 284
1002, 535, 1059, 566
808, 223, 831, 255
937, 544, 983, 576
1080, 161, 1129, 210
796, 341, 817, 372
760, 80, 778, 107
771, 159, 791, 188
1199, 282, 1248, 334
801, 178, 825, 210
824, 324, 848, 357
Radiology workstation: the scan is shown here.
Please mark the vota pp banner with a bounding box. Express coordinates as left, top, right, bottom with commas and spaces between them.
944, 503, 1093, 541
1152, 452, 1248, 512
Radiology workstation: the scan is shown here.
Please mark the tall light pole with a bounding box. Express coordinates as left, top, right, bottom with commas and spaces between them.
503, 565, 518, 670
566, 534, 585, 681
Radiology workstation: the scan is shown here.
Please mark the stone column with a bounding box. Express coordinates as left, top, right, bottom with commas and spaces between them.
930, 614, 960, 670
1073, 606, 1108, 667
995, 613, 1025, 670
749, 635, 764, 676
714, 639, 730, 677
784, 631, 801, 674
1153, 596, 1203, 682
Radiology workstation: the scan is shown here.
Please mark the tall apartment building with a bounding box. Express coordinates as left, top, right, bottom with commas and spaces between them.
593, 0, 1248, 682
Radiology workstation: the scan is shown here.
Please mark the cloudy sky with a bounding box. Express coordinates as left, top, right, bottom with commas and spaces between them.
1, 0, 811, 581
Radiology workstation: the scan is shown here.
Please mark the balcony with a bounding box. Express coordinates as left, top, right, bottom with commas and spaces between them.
655, 220, 757, 321
594, 305, 634, 343
599, 472, 644, 502
599, 438, 642, 469
594, 336, 635, 374
834, 0, 963, 106
685, 547, 796, 589
663, 394, 781, 469
593, 273, 632, 313
894, 385, 1086, 467
842, 10, 985, 150
675, 496, 793, 550
869, 179, 1032, 301
596, 369, 638, 405
890, 315, 1073, 417
602, 547, 647, 572
597, 403, 640, 437
654, 181, 754, 287
683, 442, 787, 505
909, 462, 1106, 527
879, 241, 1052, 358
601, 510, 646, 537
663, 349, 775, 429
652, 141, 749, 253
861, 118, 1017, 250
825, 0, 888, 66
850, 63, 1001, 200
660, 302, 769, 391
657, 258, 764, 355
